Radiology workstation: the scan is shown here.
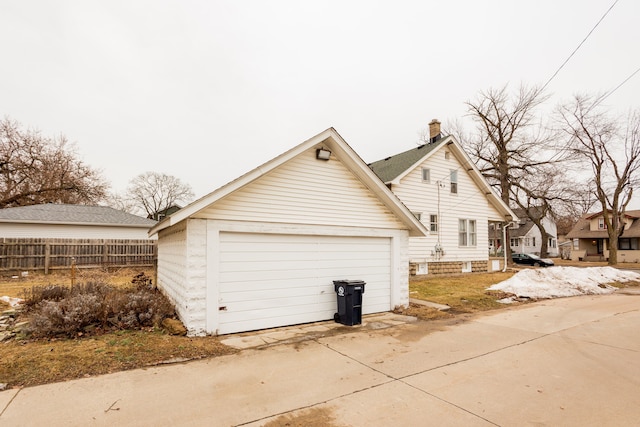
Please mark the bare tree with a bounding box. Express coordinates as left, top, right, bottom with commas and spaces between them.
461, 83, 564, 258
125, 172, 194, 219
558, 95, 640, 264
0, 117, 108, 207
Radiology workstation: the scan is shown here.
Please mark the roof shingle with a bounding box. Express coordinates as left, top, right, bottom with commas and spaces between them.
0, 204, 156, 227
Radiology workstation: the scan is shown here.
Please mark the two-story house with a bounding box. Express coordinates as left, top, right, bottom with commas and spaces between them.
498, 207, 558, 257
369, 119, 517, 274
566, 210, 640, 262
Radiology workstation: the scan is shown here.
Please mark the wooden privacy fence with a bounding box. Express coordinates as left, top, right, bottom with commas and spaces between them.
0, 238, 157, 273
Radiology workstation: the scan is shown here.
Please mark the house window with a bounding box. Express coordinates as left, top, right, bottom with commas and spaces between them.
532, 237, 536, 247
421, 168, 430, 183
450, 170, 458, 194
573, 238, 579, 250
412, 212, 422, 221
430, 214, 438, 232
510, 238, 519, 247
445, 151, 450, 160
524, 237, 530, 246
548, 237, 555, 248
469, 220, 476, 246
598, 218, 607, 229
461, 261, 472, 273
459, 219, 467, 246
619, 238, 638, 250
458, 219, 476, 246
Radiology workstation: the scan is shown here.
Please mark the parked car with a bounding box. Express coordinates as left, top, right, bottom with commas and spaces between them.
512, 253, 555, 267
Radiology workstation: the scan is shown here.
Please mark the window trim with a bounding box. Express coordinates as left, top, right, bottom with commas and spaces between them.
421, 168, 430, 183
459, 218, 477, 247
429, 214, 438, 233
450, 170, 458, 194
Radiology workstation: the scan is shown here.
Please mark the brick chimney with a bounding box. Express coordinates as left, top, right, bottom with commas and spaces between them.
429, 119, 441, 142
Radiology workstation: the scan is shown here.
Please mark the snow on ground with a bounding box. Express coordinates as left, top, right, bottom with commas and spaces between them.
488, 266, 640, 303
0, 296, 23, 307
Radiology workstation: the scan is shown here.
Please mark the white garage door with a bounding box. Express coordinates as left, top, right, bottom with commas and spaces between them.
217, 232, 391, 334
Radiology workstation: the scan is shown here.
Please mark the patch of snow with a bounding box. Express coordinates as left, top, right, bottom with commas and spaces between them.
487, 267, 640, 300
0, 296, 23, 307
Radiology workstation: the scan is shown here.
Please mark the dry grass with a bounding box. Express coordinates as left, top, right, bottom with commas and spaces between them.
0, 267, 149, 299
0, 330, 236, 387
410, 271, 517, 313
0, 268, 238, 389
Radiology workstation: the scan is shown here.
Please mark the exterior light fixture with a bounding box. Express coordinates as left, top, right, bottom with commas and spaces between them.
316, 148, 331, 160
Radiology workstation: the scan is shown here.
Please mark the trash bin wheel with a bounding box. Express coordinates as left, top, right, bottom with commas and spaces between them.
334, 313, 340, 322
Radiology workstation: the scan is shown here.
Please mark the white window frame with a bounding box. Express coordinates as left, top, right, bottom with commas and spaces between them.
450, 170, 458, 194
459, 219, 477, 247
573, 238, 579, 250
412, 212, 422, 221
430, 214, 438, 232
421, 168, 430, 183
510, 238, 519, 247
598, 218, 607, 229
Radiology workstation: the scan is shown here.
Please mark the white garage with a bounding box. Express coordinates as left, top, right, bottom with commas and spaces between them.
218, 233, 391, 334
150, 128, 427, 336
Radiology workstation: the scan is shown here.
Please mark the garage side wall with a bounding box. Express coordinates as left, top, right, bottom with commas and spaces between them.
157, 219, 209, 335
157, 221, 189, 324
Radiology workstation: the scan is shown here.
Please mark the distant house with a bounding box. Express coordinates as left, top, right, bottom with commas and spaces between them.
566, 210, 640, 262
0, 204, 157, 272
501, 208, 558, 257
149, 128, 427, 335
368, 119, 517, 275
0, 204, 157, 239
148, 205, 182, 221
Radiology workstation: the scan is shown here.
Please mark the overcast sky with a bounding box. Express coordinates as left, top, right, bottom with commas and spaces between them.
1, 1, 639, 206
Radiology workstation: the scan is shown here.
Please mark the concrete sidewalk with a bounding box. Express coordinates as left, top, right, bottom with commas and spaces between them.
1, 293, 639, 426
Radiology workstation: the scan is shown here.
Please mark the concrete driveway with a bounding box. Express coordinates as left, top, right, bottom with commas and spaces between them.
1, 292, 639, 426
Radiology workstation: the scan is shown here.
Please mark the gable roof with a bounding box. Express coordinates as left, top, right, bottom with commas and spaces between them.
149, 127, 428, 237
368, 135, 517, 222
368, 137, 445, 182
567, 210, 640, 239
0, 204, 157, 228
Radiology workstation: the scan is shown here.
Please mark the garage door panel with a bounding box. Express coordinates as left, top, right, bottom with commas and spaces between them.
218, 232, 391, 335
221, 311, 335, 335
219, 301, 337, 324
221, 285, 332, 304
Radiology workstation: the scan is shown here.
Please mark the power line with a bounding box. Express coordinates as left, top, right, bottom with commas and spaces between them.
597, 65, 640, 107
541, 0, 619, 92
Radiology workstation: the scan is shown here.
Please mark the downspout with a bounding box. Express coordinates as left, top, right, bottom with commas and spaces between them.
502, 221, 515, 272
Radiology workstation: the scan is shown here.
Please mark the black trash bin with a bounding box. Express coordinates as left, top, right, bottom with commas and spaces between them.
333, 280, 366, 326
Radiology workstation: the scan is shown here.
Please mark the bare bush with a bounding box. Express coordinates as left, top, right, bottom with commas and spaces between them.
22, 278, 175, 338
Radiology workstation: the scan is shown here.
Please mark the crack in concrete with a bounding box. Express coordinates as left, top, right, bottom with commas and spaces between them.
0, 388, 21, 418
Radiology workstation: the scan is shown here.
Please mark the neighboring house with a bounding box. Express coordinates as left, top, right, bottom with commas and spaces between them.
368, 119, 517, 275
149, 128, 427, 336
566, 210, 640, 262
0, 204, 157, 239
148, 205, 182, 221
502, 208, 558, 257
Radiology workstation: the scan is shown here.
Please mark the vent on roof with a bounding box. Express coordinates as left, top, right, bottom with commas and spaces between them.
417, 144, 425, 149
384, 157, 391, 161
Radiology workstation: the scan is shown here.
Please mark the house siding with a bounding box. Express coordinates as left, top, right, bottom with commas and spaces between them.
157, 221, 189, 330
392, 148, 503, 271
0, 223, 155, 240
194, 148, 405, 230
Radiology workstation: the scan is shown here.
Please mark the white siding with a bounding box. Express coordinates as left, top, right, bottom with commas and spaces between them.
157, 222, 189, 330
0, 223, 155, 239
393, 148, 503, 263
217, 232, 391, 334
194, 147, 405, 230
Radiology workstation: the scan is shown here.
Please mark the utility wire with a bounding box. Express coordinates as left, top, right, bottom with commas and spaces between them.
596, 65, 640, 107
541, 0, 619, 92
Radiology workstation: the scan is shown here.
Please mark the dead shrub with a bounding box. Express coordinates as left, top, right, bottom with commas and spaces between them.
22, 276, 176, 338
